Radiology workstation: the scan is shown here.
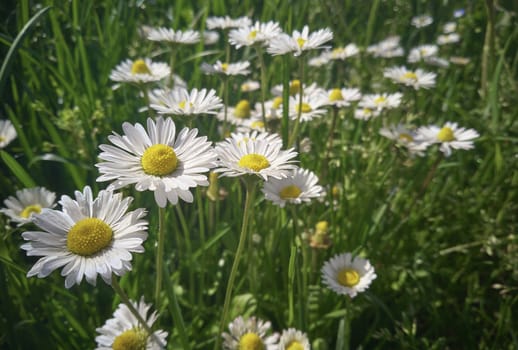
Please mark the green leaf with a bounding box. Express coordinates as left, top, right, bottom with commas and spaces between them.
0, 150, 36, 187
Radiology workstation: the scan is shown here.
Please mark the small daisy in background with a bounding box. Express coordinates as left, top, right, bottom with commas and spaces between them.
206, 16, 252, 30
379, 124, 429, 156
354, 107, 381, 121
21, 186, 148, 288
384, 66, 437, 90
241, 80, 261, 92
407, 44, 439, 63
96, 117, 217, 207
267, 25, 333, 56
367, 35, 404, 58
262, 167, 325, 207
324, 87, 362, 108
217, 99, 253, 126
146, 27, 200, 44
109, 58, 170, 84
1, 187, 56, 226
202, 30, 220, 45
95, 297, 167, 349
411, 14, 433, 28
359, 92, 402, 112
222, 316, 279, 350
416, 121, 479, 157
0, 119, 17, 149
285, 89, 329, 122
201, 60, 251, 76
437, 33, 461, 45
278, 328, 311, 350
321, 252, 377, 298
214, 132, 298, 180
149, 87, 223, 116
328, 43, 360, 60
229, 20, 282, 48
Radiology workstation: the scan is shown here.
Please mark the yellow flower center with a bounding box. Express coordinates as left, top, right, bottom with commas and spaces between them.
332, 47, 344, 54
279, 185, 302, 200
272, 97, 283, 109
374, 96, 386, 105
398, 133, 414, 143
234, 100, 251, 119
0, 136, 5, 142
295, 103, 312, 113
337, 268, 360, 287
286, 340, 305, 350
131, 59, 151, 75
329, 88, 343, 102
248, 30, 258, 40
239, 332, 264, 350
297, 37, 306, 48
141, 144, 178, 176
362, 108, 372, 115
221, 63, 229, 72
289, 80, 301, 95
112, 328, 148, 350
66, 218, 113, 256
315, 220, 329, 233
402, 71, 417, 81
20, 204, 42, 218
238, 153, 270, 172
250, 121, 265, 129
437, 126, 455, 142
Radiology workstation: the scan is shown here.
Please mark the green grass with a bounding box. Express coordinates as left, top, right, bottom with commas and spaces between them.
1, 0, 517, 349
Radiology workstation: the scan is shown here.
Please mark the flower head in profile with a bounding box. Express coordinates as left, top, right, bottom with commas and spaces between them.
354, 107, 381, 121
262, 168, 325, 207
383, 66, 436, 90
1, 187, 56, 226
96, 117, 217, 207
437, 33, 461, 45
95, 297, 167, 350
229, 20, 282, 48
407, 44, 439, 63
202, 30, 220, 45
109, 58, 170, 84
147, 27, 200, 44
324, 87, 362, 108
21, 186, 148, 288
241, 80, 260, 92
214, 132, 297, 180
328, 43, 360, 60
416, 121, 479, 157
0, 119, 17, 149
206, 16, 252, 30
285, 90, 329, 122
379, 124, 429, 156
367, 36, 404, 58
201, 60, 251, 76
267, 25, 333, 56
278, 328, 311, 350
359, 92, 402, 111
411, 14, 433, 28
222, 316, 279, 350
321, 252, 377, 298
149, 88, 223, 116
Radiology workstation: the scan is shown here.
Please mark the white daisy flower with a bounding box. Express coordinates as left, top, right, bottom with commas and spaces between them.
383, 66, 437, 90
443, 22, 457, 34
328, 43, 360, 60
229, 21, 282, 48
206, 16, 252, 30
262, 168, 325, 207
324, 87, 362, 108
21, 186, 148, 288
149, 87, 223, 116
201, 60, 251, 76
225, 130, 283, 147
321, 252, 377, 298
271, 79, 304, 97
379, 124, 429, 156
109, 58, 170, 84
354, 107, 381, 121
411, 14, 433, 28
308, 53, 331, 67
267, 25, 333, 56
415, 121, 479, 157
95, 297, 167, 349
437, 33, 461, 45
359, 92, 402, 111
367, 36, 404, 58
217, 99, 253, 125
278, 328, 311, 350
241, 80, 260, 92
250, 100, 282, 122
214, 132, 297, 180
147, 27, 200, 44
286, 91, 329, 122
236, 117, 267, 133
96, 117, 217, 207
1, 187, 56, 226
222, 316, 279, 350
202, 30, 220, 45
0, 119, 17, 148
407, 44, 439, 63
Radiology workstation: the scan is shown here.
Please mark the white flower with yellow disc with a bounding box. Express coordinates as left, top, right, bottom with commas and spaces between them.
262, 168, 325, 207
1, 187, 56, 226
109, 58, 170, 84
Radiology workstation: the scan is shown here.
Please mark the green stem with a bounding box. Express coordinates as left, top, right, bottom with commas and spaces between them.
288, 205, 299, 327
112, 277, 166, 348
215, 179, 257, 350
342, 298, 352, 350
288, 58, 305, 148
223, 76, 230, 138
169, 45, 176, 87
175, 204, 195, 303
256, 45, 269, 132
154, 206, 166, 307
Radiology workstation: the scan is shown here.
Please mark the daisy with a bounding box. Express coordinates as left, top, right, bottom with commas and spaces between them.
267, 25, 333, 56
407, 44, 439, 63
324, 87, 362, 108
95, 297, 167, 349
201, 60, 251, 76
379, 124, 429, 156
354, 107, 381, 121
202, 30, 220, 45
225, 130, 283, 147
149, 87, 223, 116
241, 80, 260, 92
229, 21, 282, 48
236, 116, 267, 133
383, 66, 437, 90
147, 27, 200, 44
328, 43, 360, 60
278, 328, 311, 350
308, 53, 331, 67
96, 117, 217, 207
251, 100, 282, 122
109, 58, 170, 84
415, 121, 479, 157
359, 92, 402, 111
217, 99, 253, 125
443, 22, 457, 34
271, 79, 304, 97
214, 132, 298, 180
321, 252, 377, 298
222, 316, 279, 350
206, 16, 252, 30
262, 168, 325, 207
0, 119, 17, 148
411, 14, 433, 28
21, 186, 148, 288
437, 33, 461, 45
1, 187, 56, 226
286, 91, 329, 122
367, 36, 404, 58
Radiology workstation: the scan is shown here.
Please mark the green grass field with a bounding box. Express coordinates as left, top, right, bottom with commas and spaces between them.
1, 0, 517, 349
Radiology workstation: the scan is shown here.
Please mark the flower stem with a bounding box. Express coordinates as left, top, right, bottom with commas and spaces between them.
154, 206, 166, 307
215, 179, 257, 350
288, 58, 305, 148
256, 45, 269, 132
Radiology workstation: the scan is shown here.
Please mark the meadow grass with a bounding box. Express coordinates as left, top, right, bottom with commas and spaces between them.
1, 0, 517, 349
